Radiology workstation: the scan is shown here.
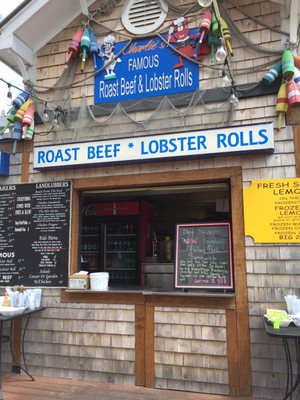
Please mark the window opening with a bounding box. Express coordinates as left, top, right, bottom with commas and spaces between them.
79, 183, 231, 290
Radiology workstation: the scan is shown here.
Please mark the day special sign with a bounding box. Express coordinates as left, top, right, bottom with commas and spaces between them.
94, 33, 199, 105
243, 178, 300, 243
34, 123, 274, 170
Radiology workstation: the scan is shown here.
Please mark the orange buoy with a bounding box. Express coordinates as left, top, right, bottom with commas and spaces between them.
293, 55, 300, 69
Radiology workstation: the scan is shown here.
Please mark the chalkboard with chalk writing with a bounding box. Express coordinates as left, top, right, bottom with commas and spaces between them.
0, 181, 71, 287
175, 223, 233, 290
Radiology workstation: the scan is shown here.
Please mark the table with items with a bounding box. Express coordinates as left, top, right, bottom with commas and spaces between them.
0, 306, 45, 400
263, 314, 300, 400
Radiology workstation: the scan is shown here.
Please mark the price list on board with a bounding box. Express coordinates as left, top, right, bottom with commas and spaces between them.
175, 223, 233, 290
0, 181, 71, 286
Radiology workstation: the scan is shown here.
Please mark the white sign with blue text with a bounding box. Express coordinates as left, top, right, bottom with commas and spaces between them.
34, 123, 274, 170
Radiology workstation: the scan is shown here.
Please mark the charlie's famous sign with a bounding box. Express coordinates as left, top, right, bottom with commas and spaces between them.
94, 30, 200, 105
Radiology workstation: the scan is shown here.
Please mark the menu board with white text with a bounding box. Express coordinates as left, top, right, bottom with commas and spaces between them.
0, 181, 71, 286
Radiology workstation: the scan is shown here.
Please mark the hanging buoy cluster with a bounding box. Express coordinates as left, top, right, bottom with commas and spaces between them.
166, 5, 234, 64
65, 26, 99, 71
1, 91, 35, 154
192, 6, 234, 62
262, 49, 300, 130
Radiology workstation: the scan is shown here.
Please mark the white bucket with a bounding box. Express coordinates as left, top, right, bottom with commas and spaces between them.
90, 272, 109, 291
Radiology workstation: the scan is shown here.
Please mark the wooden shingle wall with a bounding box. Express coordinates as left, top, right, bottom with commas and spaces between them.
154, 307, 228, 394
2, 289, 136, 383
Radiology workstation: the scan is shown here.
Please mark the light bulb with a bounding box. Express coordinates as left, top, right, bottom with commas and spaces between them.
221, 71, 231, 87
53, 112, 60, 130
6, 89, 12, 106
230, 91, 239, 106
197, 0, 213, 6
43, 111, 50, 122
43, 103, 50, 122
215, 37, 227, 63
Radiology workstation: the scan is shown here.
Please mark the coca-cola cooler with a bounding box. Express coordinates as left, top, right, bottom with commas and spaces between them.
81, 200, 154, 286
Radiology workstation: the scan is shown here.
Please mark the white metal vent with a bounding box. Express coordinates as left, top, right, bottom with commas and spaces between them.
122, 0, 168, 35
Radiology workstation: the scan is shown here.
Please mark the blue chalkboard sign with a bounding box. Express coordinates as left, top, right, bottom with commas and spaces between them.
175, 223, 233, 290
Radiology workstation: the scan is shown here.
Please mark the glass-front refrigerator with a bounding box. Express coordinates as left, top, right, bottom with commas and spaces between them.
81, 222, 100, 273
103, 220, 139, 285
80, 200, 155, 287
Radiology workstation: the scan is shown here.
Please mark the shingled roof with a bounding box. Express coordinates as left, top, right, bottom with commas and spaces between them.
0, 0, 96, 81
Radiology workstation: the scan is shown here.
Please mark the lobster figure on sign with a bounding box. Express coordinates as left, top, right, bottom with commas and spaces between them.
167, 17, 197, 69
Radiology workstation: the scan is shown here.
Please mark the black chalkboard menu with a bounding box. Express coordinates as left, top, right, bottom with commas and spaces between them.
0, 181, 71, 287
175, 223, 233, 290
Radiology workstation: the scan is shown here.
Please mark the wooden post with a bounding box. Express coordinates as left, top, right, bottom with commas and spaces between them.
293, 125, 300, 177
135, 304, 146, 386
21, 141, 33, 183
11, 317, 22, 373
145, 304, 154, 388
229, 174, 252, 396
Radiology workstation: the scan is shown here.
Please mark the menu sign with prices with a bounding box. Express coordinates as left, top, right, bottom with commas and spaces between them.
175, 223, 233, 290
0, 181, 71, 286
243, 178, 300, 243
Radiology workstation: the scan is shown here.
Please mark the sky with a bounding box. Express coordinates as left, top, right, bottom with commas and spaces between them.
0, 0, 24, 114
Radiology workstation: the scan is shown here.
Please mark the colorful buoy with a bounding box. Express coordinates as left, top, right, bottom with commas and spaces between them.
66, 28, 83, 66
211, 11, 219, 36
275, 82, 288, 130
194, 9, 212, 58
294, 67, 300, 89
81, 28, 91, 72
287, 78, 300, 108
22, 104, 35, 139
294, 55, 300, 69
24, 118, 35, 140
12, 91, 30, 109
89, 31, 99, 69
262, 61, 281, 85
220, 18, 233, 56
281, 48, 294, 79
15, 98, 33, 122
208, 31, 218, 63
1, 107, 17, 134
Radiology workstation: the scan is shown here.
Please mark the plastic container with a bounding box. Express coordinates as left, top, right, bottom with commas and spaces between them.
90, 272, 109, 291
159, 236, 174, 262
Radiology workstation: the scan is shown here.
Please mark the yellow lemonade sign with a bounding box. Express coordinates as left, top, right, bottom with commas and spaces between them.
243, 178, 300, 243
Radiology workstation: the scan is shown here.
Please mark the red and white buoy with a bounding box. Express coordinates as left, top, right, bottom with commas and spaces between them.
287, 78, 300, 108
